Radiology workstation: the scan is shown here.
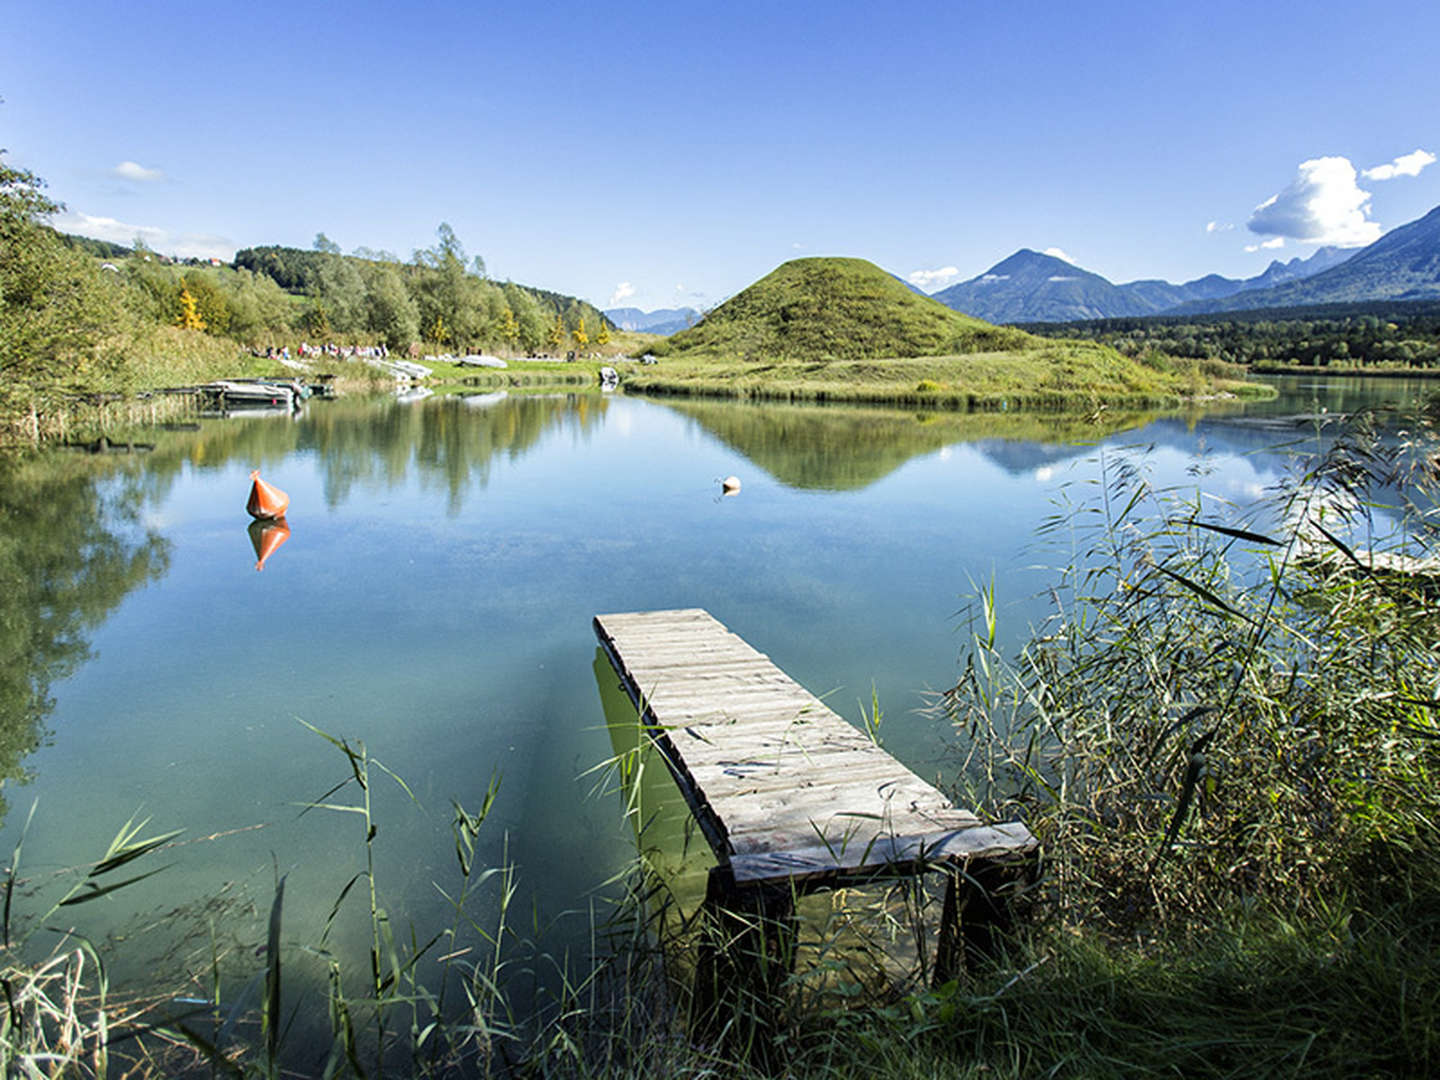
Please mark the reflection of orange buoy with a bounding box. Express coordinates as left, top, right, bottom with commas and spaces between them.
246, 470, 290, 520
248, 516, 290, 572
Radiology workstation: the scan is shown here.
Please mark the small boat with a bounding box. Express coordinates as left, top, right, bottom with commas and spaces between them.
457, 354, 509, 369
201, 380, 297, 409
599, 366, 619, 390
224, 376, 313, 401
395, 386, 434, 405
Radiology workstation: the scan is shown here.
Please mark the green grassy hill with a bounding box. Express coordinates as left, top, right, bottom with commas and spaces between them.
650, 257, 1034, 361
628, 257, 1269, 410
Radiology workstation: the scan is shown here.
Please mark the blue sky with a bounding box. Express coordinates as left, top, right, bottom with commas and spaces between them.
3, 0, 1437, 312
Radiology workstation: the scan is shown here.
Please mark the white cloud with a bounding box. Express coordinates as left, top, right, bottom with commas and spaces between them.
907, 266, 961, 290
1206, 221, 1235, 233
1047, 275, 1078, 282
979, 273, 1010, 283
1243, 237, 1287, 253
1043, 247, 1073, 263
608, 281, 635, 306
1362, 148, 1436, 181
111, 160, 164, 182
1247, 156, 1381, 247
53, 210, 234, 261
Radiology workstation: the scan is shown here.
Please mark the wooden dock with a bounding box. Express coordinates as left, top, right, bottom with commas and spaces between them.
593, 608, 1037, 985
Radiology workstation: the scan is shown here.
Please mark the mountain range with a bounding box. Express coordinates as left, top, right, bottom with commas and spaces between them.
1167, 204, 1440, 314
613, 202, 1440, 333
603, 306, 699, 335
930, 203, 1440, 323
929, 246, 1354, 324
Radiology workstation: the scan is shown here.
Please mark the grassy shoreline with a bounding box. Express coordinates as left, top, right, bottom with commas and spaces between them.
616, 347, 1272, 410
6, 337, 1277, 449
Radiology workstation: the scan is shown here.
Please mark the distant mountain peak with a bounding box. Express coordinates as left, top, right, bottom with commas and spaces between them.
930, 234, 1372, 323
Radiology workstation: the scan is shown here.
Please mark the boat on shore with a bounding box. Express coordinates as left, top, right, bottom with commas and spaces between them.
199, 379, 302, 410
456, 354, 508, 369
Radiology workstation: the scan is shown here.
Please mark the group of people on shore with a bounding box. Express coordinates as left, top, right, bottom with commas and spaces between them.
248, 342, 393, 361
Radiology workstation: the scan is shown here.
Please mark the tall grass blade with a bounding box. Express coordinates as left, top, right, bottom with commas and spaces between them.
265, 875, 285, 1069
4, 800, 38, 947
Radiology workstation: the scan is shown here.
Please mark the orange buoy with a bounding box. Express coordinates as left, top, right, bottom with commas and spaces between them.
248, 516, 290, 572
246, 470, 290, 520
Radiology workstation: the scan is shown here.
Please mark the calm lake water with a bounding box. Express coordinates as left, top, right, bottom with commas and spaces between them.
0, 374, 1430, 1011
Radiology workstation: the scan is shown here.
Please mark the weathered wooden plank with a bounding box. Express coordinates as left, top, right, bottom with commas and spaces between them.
688, 755, 944, 800
593, 609, 1037, 881
728, 822, 1038, 884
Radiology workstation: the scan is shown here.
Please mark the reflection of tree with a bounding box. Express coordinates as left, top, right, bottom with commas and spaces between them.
303, 394, 609, 514
0, 393, 611, 826
0, 456, 171, 822
664, 400, 1160, 490
112, 393, 611, 517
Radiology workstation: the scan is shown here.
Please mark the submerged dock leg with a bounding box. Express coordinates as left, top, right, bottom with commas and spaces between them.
934, 855, 1031, 983
692, 867, 797, 1046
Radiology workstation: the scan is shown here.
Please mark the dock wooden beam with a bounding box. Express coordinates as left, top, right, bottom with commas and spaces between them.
593, 608, 1038, 991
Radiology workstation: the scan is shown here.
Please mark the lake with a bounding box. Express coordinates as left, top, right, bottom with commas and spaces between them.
0, 373, 1430, 1021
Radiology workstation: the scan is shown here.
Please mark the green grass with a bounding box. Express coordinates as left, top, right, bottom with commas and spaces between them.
625, 342, 1267, 410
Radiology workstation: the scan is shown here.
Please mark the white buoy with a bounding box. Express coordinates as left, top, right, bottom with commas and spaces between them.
721, 475, 741, 495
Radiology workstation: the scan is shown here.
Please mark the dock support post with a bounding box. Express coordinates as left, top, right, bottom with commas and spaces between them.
692, 867, 797, 1047
934, 855, 1029, 984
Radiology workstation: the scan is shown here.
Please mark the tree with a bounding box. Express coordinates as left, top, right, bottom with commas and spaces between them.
362, 262, 420, 350
547, 313, 565, 350
572, 316, 589, 350
176, 288, 206, 330
595, 321, 611, 346
310, 255, 367, 334
352, 246, 399, 263
181, 270, 229, 334
313, 232, 341, 254
1, 154, 128, 417
223, 267, 293, 340
500, 307, 520, 349
413, 223, 482, 346
503, 283, 548, 353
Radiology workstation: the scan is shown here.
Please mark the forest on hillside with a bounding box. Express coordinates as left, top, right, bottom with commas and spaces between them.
227, 232, 611, 352
2, 153, 616, 419
85, 229, 611, 355
1020, 300, 1440, 369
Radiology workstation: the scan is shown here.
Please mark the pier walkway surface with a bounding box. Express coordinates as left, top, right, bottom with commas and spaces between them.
593, 608, 1037, 981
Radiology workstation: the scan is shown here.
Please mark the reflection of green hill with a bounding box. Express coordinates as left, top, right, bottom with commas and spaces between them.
664, 399, 1161, 490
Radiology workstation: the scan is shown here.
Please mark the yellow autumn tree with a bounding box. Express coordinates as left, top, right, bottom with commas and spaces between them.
547, 313, 565, 350
595, 321, 611, 346
500, 307, 520, 348
176, 287, 206, 331
572, 316, 589, 350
